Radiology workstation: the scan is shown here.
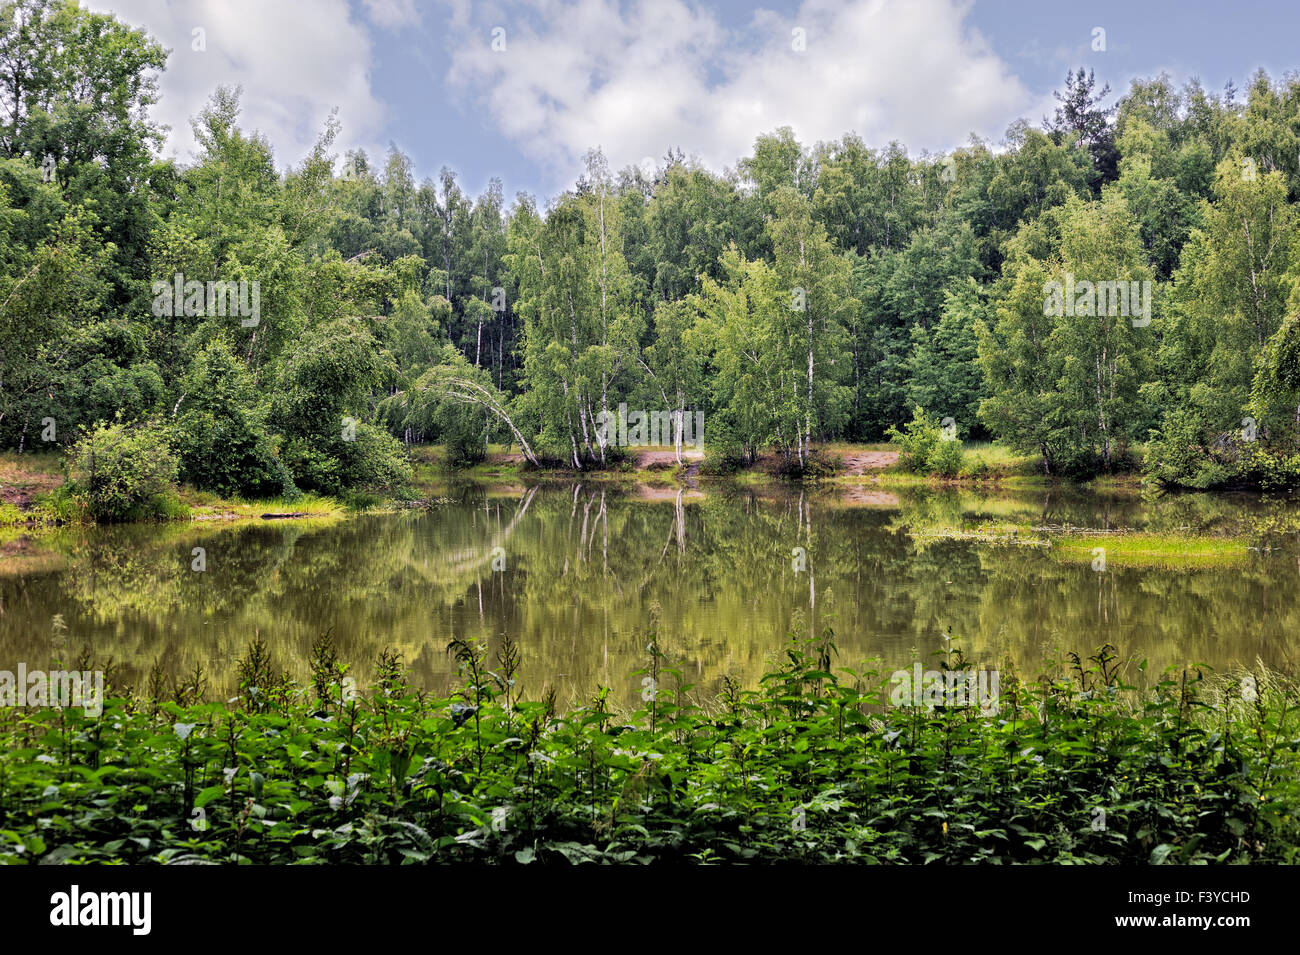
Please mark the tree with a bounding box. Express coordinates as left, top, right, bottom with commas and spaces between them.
272, 316, 406, 493
68, 419, 178, 522
0, 0, 165, 305
905, 278, 988, 438
643, 298, 703, 463
689, 246, 793, 461
767, 186, 857, 465
388, 346, 538, 467
172, 339, 291, 498
979, 192, 1153, 473
1046, 68, 1119, 188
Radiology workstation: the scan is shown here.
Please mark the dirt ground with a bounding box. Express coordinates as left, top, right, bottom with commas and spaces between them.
0, 457, 63, 508
838, 450, 900, 475
633, 449, 705, 467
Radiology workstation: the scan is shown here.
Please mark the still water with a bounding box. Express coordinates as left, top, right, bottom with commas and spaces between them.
1, 483, 1296, 707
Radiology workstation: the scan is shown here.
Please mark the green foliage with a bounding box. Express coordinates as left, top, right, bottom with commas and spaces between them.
5, 0, 1300, 493
385, 346, 497, 467
67, 419, 180, 522
979, 192, 1153, 475
887, 407, 964, 477
904, 278, 988, 437
269, 317, 409, 494
172, 340, 294, 498
1, 636, 1296, 865
337, 422, 412, 491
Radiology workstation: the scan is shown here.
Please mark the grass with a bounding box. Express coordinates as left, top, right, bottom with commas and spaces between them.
1052, 531, 1250, 568
0, 501, 26, 526
182, 490, 345, 521
0, 450, 62, 481
0, 451, 66, 524
823, 440, 1047, 488
958, 441, 1041, 477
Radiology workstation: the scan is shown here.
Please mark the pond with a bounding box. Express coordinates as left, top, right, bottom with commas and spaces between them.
1, 482, 1296, 708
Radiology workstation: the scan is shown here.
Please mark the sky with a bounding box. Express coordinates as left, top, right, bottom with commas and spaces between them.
87, 0, 1300, 203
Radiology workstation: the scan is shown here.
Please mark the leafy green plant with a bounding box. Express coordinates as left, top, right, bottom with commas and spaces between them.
1, 632, 1296, 865
67, 419, 181, 522
887, 407, 964, 477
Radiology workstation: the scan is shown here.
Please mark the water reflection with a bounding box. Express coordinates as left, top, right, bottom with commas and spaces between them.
1, 484, 1296, 708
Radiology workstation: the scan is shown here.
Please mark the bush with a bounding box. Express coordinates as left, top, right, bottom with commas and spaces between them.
31, 484, 81, 523
68, 420, 180, 522
173, 405, 295, 499
887, 407, 964, 477
338, 423, 412, 490
1233, 443, 1300, 490
774, 448, 837, 480
432, 401, 489, 468
1144, 407, 1300, 490
284, 423, 412, 495
281, 438, 342, 495
959, 453, 990, 479
929, 438, 964, 477
172, 341, 295, 499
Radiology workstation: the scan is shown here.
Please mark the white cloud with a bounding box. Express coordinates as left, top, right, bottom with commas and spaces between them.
363, 0, 421, 30
85, 0, 386, 171
446, 0, 1036, 188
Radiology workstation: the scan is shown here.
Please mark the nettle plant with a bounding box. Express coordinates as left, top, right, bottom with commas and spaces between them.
0, 630, 1296, 865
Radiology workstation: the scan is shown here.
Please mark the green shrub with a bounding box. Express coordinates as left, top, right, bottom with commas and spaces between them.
774, 448, 837, 479
281, 438, 342, 495
68, 420, 180, 522
173, 406, 294, 499
1234, 443, 1300, 490
959, 452, 990, 479
929, 436, 963, 477
1145, 407, 1300, 490
700, 415, 749, 472
172, 341, 295, 499
39, 484, 82, 522
338, 422, 412, 490
284, 423, 411, 495
432, 400, 489, 468
887, 407, 964, 477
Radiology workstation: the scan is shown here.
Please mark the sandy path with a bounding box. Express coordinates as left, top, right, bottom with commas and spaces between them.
635, 449, 705, 467
840, 450, 899, 475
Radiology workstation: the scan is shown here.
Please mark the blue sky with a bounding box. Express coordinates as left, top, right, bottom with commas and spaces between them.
90, 1, 1300, 203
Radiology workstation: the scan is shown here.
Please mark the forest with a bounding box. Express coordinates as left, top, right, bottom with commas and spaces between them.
4, 0, 1300, 882
6, 0, 1300, 514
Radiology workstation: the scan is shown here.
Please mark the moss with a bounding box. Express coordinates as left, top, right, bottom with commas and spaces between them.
1052, 533, 1249, 568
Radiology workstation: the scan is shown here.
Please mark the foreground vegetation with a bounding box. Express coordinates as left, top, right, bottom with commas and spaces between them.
1, 634, 1295, 864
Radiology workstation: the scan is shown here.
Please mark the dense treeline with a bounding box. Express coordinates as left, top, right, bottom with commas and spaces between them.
6, 0, 1300, 500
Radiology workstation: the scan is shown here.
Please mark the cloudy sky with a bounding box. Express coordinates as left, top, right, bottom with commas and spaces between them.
87, 0, 1299, 201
